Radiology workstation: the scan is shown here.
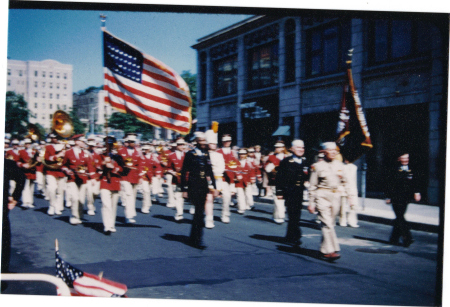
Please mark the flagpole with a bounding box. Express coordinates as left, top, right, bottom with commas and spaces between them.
100, 14, 109, 136
55, 238, 59, 252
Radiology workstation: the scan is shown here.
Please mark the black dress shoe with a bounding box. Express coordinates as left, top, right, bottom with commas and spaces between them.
104, 230, 111, 236
403, 239, 415, 247
189, 241, 207, 250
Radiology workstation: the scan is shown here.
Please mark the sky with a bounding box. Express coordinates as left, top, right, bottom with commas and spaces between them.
7, 8, 252, 92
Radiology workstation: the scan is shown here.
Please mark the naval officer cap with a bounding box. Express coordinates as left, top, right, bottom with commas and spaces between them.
176, 138, 186, 145
126, 133, 138, 142
11, 139, 19, 145
222, 134, 232, 142
194, 131, 206, 140
274, 141, 285, 148
24, 138, 32, 144
321, 142, 337, 150
238, 148, 248, 155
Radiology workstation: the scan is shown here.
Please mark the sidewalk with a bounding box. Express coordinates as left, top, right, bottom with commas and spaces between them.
255, 196, 441, 233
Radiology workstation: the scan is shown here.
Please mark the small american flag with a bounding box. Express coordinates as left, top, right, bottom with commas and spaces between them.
56, 250, 127, 297
103, 30, 192, 134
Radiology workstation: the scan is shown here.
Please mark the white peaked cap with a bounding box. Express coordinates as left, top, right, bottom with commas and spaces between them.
126, 134, 137, 142
194, 131, 206, 139
222, 135, 232, 142
321, 142, 337, 150
205, 130, 218, 144
291, 139, 304, 147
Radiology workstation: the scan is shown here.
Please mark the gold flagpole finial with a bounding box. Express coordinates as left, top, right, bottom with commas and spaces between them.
100, 14, 107, 30
346, 48, 354, 64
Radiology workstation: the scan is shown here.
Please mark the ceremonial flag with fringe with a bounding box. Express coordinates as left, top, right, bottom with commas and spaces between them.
336, 52, 372, 162
102, 30, 192, 134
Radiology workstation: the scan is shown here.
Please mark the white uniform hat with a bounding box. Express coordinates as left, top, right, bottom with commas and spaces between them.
238, 148, 248, 155
291, 139, 304, 148
142, 144, 151, 150
194, 131, 206, 139
126, 133, 138, 142
222, 135, 232, 142
274, 141, 285, 148
321, 142, 337, 150
24, 138, 32, 144
205, 130, 218, 144
11, 139, 19, 145
176, 138, 186, 145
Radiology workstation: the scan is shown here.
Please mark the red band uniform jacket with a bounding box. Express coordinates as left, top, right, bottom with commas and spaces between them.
44, 144, 66, 178
61, 148, 93, 185
217, 148, 240, 184
235, 160, 256, 188
167, 151, 185, 186
118, 147, 142, 184
139, 154, 162, 182
17, 148, 38, 180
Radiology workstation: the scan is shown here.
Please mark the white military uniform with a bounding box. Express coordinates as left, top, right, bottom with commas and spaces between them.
309, 158, 354, 255
204, 129, 225, 228
339, 162, 359, 227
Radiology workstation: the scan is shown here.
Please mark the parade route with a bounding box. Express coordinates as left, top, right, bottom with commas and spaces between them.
2, 192, 441, 306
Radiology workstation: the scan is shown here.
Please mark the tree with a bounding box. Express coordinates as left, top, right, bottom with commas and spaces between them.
5, 91, 30, 138
181, 70, 197, 137
108, 112, 154, 140
68, 109, 86, 135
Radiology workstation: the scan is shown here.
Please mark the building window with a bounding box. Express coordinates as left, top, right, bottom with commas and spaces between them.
57, 94, 60, 99
34, 103, 37, 108
50, 72, 53, 78
34, 81, 38, 87
57, 73, 60, 79
213, 55, 238, 97
18, 70, 22, 77
50, 83, 53, 89
42, 93, 46, 98
7, 80, 10, 86
7, 69, 11, 75
305, 20, 351, 77
368, 19, 431, 65
34, 70, 38, 77
50, 114, 53, 119
57, 104, 60, 110
50, 94, 53, 99
284, 19, 296, 83
64, 73, 67, 79
64, 84, 67, 89
42, 71, 46, 77
42, 103, 45, 109
247, 42, 279, 90
34, 92, 38, 98
50, 103, 53, 109
57, 83, 60, 89
42, 82, 46, 88
42, 115, 45, 120
63, 105, 66, 110
200, 52, 207, 100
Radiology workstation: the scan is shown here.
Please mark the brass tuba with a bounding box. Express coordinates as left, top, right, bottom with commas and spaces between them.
43, 110, 74, 169
26, 124, 42, 142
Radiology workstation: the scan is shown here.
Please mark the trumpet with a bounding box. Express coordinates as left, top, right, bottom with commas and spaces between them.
42, 110, 73, 170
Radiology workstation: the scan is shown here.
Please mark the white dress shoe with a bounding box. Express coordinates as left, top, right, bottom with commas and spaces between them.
87, 210, 96, 216
189, 207, 195, 215
174, 214, 183, 221
221, 216, 230, 224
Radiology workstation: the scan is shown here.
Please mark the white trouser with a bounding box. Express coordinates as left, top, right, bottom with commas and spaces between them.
252, 183, 259, 196
165, 173, 174, 206
67, 182, 87, 219
339, 196, 359, 226
205, 192, 214, 223
46, 175, 65, 213
119, 181, 126, 204
101, 189, 119, 231
317, 191, 341, 254
237, 185, 253, 213
141, 180, 152, 211
221, 181, 231, 219
271, 186, 285, 220
22, 179, 35, 206
9, 180, 16, 196
36, 171, 45, 192
173, 185, 184, 217
151, 176, 160, 197
86, 179, 100, 211
122, 181, 138, 219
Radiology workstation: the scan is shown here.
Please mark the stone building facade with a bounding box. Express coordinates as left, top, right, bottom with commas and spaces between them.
191, 14, 448, 205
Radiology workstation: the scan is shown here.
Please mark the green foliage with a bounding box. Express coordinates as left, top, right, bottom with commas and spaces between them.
76, 85, 103, 95
108, 112, 154, 140
34, 123, 46, 139
68, 109, 86, 134
180, 70, 197, 136
5, 91, 30, 137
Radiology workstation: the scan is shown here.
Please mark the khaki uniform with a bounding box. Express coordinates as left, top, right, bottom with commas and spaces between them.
339, 163, 359, 227
309, 159, 354, 254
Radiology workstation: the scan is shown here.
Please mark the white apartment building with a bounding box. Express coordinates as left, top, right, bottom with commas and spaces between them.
7, 59, 73, 130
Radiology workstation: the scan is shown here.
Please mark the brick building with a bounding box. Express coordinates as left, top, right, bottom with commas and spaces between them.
191, 13, 448, 205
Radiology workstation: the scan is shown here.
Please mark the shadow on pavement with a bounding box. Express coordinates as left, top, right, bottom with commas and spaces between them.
244, 215, 276, 223
249, 234, 288, 244
275, 245, 339, 263
300, 220, 321, 230
160, 233, 192, 248
115, 216, 162, 228
152, 214, 192, 224
353, 235, 393, 245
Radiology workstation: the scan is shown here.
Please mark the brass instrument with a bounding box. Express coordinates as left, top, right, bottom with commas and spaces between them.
42, 111, 74, 169
26, 147, 41, 168
156, 145, 169, 164
124, 157, 134, 167
228, 160, 237, 169
26, 124, 42, 142
6, 152, 15, 160
76, 165, 87, 174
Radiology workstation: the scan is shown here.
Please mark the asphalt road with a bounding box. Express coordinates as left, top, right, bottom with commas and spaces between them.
1, 190, 441, 306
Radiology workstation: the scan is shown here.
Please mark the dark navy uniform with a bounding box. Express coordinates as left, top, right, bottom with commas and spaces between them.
385, 163, 419, 246
181, 146, 215, 248
275, 155, 309, 245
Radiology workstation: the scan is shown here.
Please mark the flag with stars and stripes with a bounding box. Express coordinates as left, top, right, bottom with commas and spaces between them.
103, 29, 192, 134
55, 250, 127, 297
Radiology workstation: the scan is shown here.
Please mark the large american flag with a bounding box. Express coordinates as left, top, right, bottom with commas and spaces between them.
103, 30, 192, 134
56, 250, 127, 297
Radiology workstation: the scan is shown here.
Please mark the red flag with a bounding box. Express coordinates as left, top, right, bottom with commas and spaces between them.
103, 30, 192, 134
336, 51, 372, 162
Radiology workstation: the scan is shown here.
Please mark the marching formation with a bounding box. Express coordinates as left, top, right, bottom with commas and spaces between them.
4, 121, 369, 260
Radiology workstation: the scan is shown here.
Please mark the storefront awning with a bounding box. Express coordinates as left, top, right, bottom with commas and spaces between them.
272, 126, 290, 136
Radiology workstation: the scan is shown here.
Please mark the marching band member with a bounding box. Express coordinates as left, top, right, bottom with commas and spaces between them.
118, 133, 142, 224
17, 138, 39, 208
235, 149, 256, 214
254, 145, 265, 196
204, 127, 225, 229
150, 144, 163, 203
100, 136, 123, 234
85, 139, 103, 216
6, 139, 21, 196
247, 147, 262, 197
216, 134, 239, 223
167, 138, 186, 221
139, 144, 162, 214
35, 141, 46, 198
162, 142, 176, 208
61, 135, 92, 225
44, 133, 66, 216
265, 141, 288, 224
